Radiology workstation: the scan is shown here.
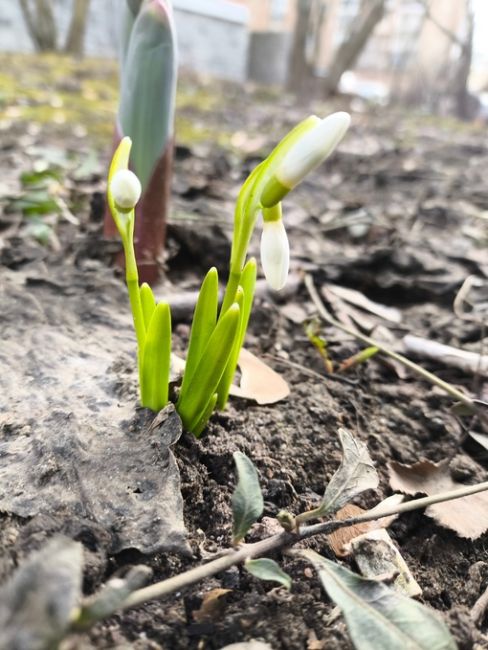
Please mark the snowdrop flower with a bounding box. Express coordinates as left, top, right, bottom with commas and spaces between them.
260, 205, 289, 291
110, 169, 142, 211
261, 111, 351, 208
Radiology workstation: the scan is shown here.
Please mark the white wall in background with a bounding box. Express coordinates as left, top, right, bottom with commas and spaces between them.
0, 0, 249, 82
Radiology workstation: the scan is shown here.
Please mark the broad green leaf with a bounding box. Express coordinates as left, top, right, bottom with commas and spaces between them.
119, 0, 176, 190
300, 550, 456, 650
190, 393, 218, 439
177, 304, 240, 433
13, 189, 60, 216
217, 258, 257, 408
319, 428, 378, 516
232, 451, 264, 544
181, 267, 219, 395
140, 282, 156, 332
245, 558, 291, 590
20, 168, 61, 186
140, 301, 171, 411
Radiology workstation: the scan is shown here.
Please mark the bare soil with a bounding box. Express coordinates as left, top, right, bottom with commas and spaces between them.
1, 59, 488, 649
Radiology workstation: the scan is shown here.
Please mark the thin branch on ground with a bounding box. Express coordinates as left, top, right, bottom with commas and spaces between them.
471, 584, 488, 626
304, 274, 477, 410
71, 478, 488, 630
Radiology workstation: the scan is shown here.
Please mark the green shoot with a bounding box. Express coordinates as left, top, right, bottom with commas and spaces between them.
107, 111, 351, 435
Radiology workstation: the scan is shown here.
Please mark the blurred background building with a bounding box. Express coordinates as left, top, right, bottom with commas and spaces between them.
1, 0, 485, 118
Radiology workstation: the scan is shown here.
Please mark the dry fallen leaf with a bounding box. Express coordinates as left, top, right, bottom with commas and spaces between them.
327, 495, 404, 557
349, 528, 422, 597
326, 504, 371, 557
326, 284, 402, 324
172, 349, 289, 405
231, 348, 290, 405
403, 335, 488, 377
389, 459, 488, 539
193, 588, 231, 623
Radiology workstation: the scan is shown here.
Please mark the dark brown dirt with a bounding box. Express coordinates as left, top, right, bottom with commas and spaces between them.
1, 62, 488, 650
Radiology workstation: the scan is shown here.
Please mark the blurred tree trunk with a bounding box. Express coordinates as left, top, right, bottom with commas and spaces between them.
64, 0, 91, 56
322, 0, 386, 96
19, 0, 58, 51
287, 0, 314, 93
453, 1, 474, 120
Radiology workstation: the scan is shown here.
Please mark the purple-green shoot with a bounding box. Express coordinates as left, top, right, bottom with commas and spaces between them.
106, 0, 177, 284
107, 112, 350, 435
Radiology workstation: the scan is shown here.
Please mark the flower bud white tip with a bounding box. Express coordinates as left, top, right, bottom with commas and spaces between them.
110, 169, 142, 210
260, 219, 290, 291
277, 111, 351, 189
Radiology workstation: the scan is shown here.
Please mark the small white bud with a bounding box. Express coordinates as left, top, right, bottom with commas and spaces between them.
277, 112, 351, 189
110, 169, 142, 210
260, 219, 290, 291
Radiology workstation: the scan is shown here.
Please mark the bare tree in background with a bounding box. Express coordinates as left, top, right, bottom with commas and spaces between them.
287, 0, 314, 93
448, 0, 475, 120
19, 0, 92, 56
403, 0, 476, 119
64, 0, 92, 56
19, 0, 58, 51
287, 0, 386, 96
322, 0, 386, 95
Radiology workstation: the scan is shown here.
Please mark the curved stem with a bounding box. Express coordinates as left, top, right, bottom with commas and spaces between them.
304, 274, 476, 410
71, 478, 488, 631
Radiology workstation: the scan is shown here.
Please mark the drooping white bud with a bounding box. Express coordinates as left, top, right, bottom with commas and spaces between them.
260, 219, 290, 291
110, 169, 142, 210
277, 112, 350, 189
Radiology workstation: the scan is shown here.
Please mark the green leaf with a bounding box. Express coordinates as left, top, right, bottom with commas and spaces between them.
20, 168, 61, 186
319, 428, 378, 516
12, 189, 60, 216
300, 550, 456, 650
245, 558, 292, 590
216, 258, 257, 408
191, 393, 218, 438
232, 451, 264, 544
140, 282, 156, 332
177, 304, 240, 433
181, 267, 219, 395
119, 0, 176, 190
140, 301, 172, 411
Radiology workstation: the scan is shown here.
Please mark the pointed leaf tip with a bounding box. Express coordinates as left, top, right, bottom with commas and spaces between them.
232, 452, 264, 544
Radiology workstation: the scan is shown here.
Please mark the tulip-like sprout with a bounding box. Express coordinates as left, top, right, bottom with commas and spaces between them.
107, 113, 350, 435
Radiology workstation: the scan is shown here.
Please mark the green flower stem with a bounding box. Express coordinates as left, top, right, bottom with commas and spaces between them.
221, 117, 319, 317
123, 232, 145, 353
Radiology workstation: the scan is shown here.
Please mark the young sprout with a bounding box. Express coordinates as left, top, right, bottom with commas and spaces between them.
107, 113, 350, 434
105, 0, 177, 283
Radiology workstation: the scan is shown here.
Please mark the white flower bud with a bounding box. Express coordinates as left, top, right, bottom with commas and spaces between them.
260, 219, 290, 291
277, 112, 351, 189
110, 169, 142, 210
